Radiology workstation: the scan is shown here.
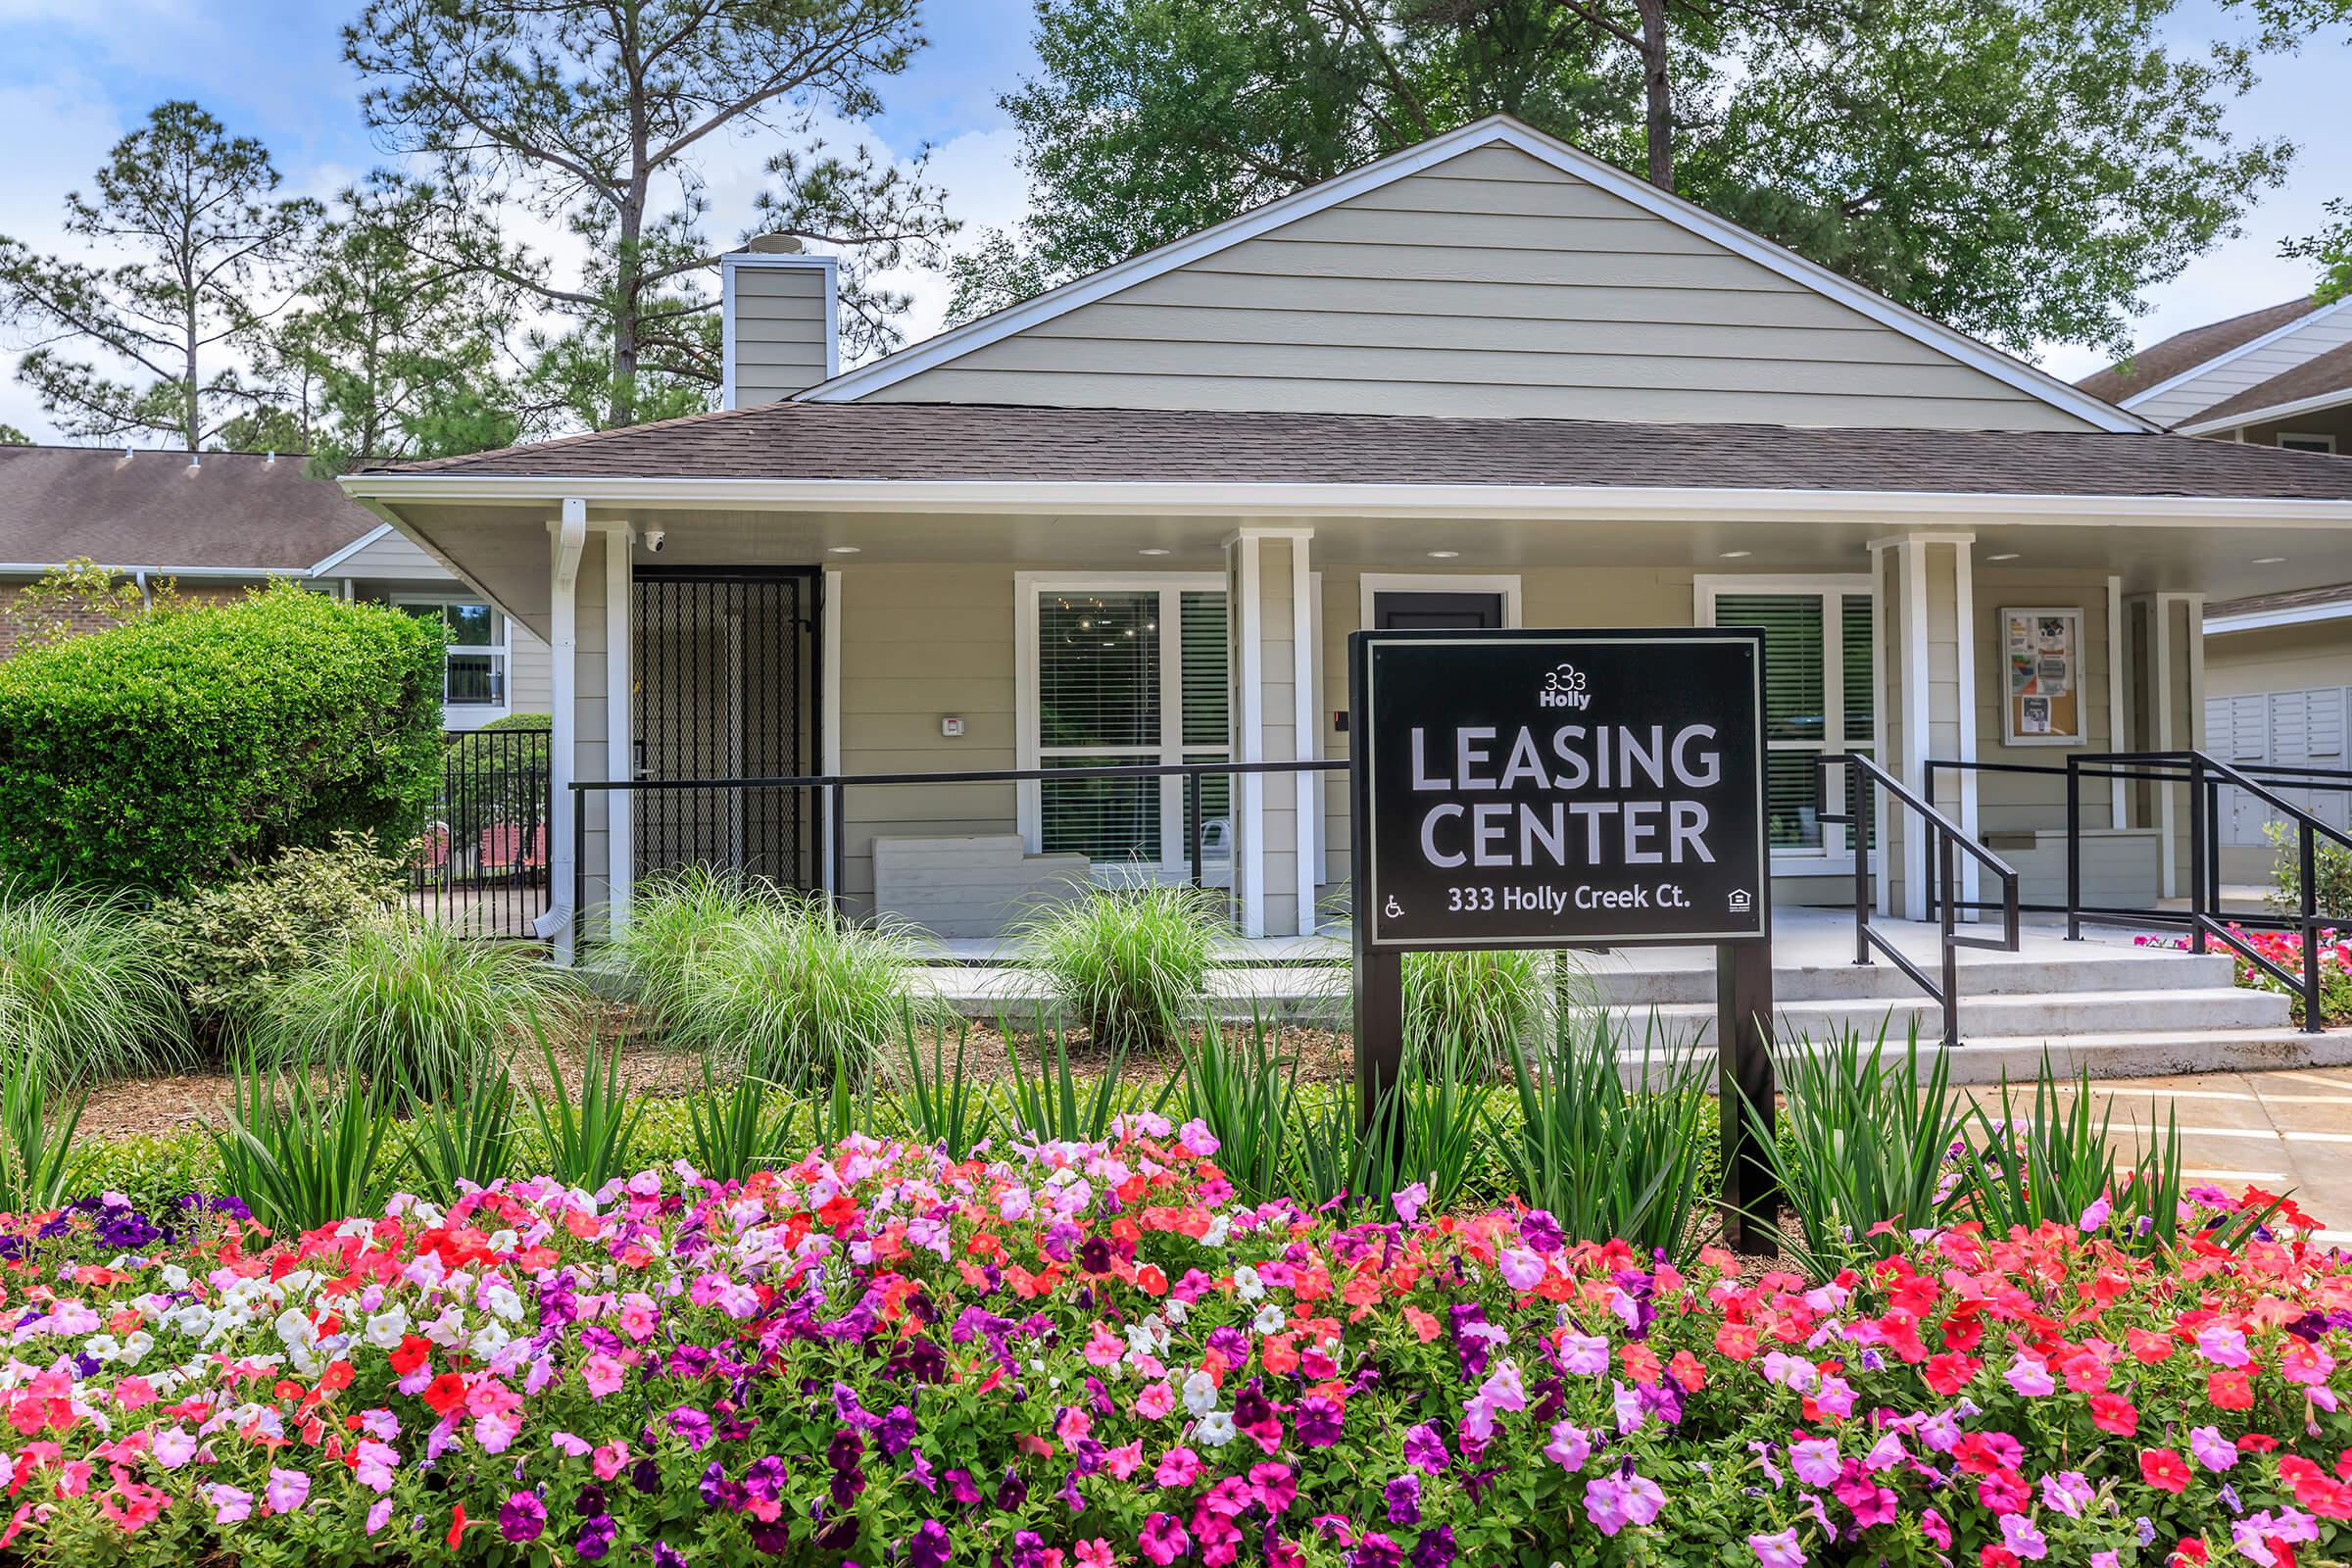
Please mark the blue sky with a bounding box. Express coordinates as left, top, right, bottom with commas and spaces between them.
0, 0, 2343, 442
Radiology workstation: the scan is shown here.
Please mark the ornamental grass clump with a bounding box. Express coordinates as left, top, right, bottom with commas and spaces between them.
1015, 884, 1223, 1054
0, 881, 186, 1081
624, 875, 929, 1083
1401, 947, 1546, 1067
246, 916, 559, 1102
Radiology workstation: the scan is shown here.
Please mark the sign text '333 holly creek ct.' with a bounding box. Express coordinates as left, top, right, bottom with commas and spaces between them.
1352, 629, 1769, 950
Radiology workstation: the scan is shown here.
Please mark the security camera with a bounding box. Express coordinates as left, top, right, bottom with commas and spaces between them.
644, 528, 665, 553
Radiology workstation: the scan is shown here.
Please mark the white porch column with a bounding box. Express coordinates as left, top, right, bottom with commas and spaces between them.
1867, 531, 1977, 920
542, 499, 587, 963
2122, 591, 2207, 899
1224, 527, 1318, 938
604, 526, 634, 937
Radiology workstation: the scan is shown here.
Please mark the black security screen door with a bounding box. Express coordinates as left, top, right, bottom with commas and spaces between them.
633, 567, 819, 890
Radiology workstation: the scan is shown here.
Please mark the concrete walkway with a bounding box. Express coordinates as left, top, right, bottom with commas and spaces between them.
2051, 1067, 2352, 1247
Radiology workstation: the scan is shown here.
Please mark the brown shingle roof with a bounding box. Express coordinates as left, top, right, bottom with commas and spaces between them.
2076, 298, 2326, 406
2208, 582, 2352, 622
365, 401, 2352, 501
2190, 340, 2352, 429
0, 446, 376, 570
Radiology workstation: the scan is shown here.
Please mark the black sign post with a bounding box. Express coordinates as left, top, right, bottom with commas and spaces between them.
1348, 627, 1780, 1250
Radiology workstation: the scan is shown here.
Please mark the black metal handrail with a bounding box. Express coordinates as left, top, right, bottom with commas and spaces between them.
567, 756, 1350, 930
1814, 753, 2021, 1049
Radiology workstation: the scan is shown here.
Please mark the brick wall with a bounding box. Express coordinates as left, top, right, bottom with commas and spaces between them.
0, 580, 249, 661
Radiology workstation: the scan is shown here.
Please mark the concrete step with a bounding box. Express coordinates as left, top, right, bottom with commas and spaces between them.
1641, 986, 2295, 1048
1860, 1028, 2352, 1087
1587, 948, 2240, 1006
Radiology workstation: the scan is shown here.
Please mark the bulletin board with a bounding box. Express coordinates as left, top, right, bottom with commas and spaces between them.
2000, 607, 2083, 746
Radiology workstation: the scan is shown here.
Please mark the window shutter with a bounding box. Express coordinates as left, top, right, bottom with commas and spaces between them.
1714, 594, 1825, 744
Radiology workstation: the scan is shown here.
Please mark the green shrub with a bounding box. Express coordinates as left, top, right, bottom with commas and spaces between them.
0, 582, 444, 890
246, 917, 562, 1100
2266, 819, 2352, 919
620, 875, 928, 1082
74, 1132, 224, 1217
0, 1048, 89, 1212
1015, 885, 1221, 1054
144, 832, 408, 1033
0, 882, 187, 1079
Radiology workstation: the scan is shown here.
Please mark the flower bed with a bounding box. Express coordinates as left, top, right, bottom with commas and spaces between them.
1, 1128, 2347, 1567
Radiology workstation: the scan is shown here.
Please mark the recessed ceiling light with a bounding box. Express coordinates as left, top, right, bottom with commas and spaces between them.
1718, 550, 1751, 560
827, 545, 861, 555
1426, 550, 1460, 560
1138, 548, 1170, 557
1987, 552, 2020, 562
2253, 556, 2285, 565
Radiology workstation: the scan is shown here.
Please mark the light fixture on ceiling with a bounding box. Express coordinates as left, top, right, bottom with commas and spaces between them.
2253, 556, 2285, 565
1426, 549, 1460, 560
1718, 550, 1751, 560
1987, 552, 2020, 562
827, 545, 861, 555
1138, 548, 1170, 557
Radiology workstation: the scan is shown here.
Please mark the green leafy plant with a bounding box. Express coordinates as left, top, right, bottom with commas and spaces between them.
1177, 1011, 1301, 1204
0, 1047, 89, 1212
0, 583, 443, 890
620, 874, 927, 1084
0, 881, 187, 1080
246, 916, 558, 1101
1387, 1029, 1495, 1217
143, 832, 408, 1035
526, 1031, 647, 1192
404, 1059, 517, 1199
1503, 1010, 1713, 1260
683, 1057, 804, 1184
1749, 1025, 1973, 1276
1000, 1010, 1159, 1145
210, 1058, 395, 1236
2265, 819, 2352, 921
898, 1012, 992, 1158
1014, 885, 1222, 1054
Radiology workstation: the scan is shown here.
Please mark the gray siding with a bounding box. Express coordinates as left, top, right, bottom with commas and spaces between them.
731, 263, 832, 406
868, 142, 2096, 430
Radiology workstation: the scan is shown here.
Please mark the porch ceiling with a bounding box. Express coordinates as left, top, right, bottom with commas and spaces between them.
365, 494, 2352, 644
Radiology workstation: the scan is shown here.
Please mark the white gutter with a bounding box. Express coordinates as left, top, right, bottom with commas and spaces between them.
0, 561, 311, 577
340, 472, 2352, 525
2204, 600, 2352, 635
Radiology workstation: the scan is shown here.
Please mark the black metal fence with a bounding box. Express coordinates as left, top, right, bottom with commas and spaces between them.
412, 727, 551, 938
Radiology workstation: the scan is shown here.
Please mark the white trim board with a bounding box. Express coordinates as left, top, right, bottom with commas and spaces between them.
2180, 390, 2352, 437
2118, 298, 2352, 414
801, 116, 2148, 434
2206, 599, 2352, 635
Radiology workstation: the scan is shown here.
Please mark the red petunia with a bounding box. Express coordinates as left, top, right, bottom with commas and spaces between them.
1924, 1353, 1979, 1396
2207, 1369, 2255, 1412
421, 1373, 467, 1416
2089, 1393, 2139, 1436
2140, 1449, 2192, 1494
388, 1336, 432, 1375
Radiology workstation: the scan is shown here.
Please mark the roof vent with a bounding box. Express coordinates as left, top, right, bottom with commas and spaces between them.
744, 233, 804, 254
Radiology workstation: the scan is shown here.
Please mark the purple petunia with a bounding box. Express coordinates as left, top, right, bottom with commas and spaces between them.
498, 1491, 546, 1544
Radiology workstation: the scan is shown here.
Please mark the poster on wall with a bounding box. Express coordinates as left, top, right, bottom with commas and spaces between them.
2001, 607, 2084, 745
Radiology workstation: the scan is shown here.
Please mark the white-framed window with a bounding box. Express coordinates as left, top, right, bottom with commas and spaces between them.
2278, 433, 2339, 455
1697, 577, 1875, 862
395, 595, 511, 726
1016, 574, 1230, 872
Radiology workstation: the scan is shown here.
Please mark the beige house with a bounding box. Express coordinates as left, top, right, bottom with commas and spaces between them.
2075, 301, 2352, 889
339, 117, 2352, 957
0, 443, 551, 727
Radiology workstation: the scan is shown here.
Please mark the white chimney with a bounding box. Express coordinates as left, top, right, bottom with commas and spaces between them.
719, 235, 840, 409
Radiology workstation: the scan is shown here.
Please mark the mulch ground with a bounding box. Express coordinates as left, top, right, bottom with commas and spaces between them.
75, 1006, 1359, 1142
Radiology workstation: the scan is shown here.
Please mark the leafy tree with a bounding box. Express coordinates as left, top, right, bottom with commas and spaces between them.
260, 177, 525, 471
0, 425, 27, 445
2286, 200, 2351, 305
2225, 0, 2347, 302
955, 0, 2287, 356
343, 0, 959, 429
0, 102, 319, 453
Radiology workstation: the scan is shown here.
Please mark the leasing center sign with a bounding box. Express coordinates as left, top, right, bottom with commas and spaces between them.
1354, 628, 1768, 950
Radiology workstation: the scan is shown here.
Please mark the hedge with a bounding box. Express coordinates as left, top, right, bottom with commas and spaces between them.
0, 583, 445, 889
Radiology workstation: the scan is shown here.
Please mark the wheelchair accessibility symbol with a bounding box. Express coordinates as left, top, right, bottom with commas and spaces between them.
1384, 895, 1403, 920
